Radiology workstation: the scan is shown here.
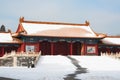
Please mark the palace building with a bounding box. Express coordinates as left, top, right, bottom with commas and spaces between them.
0, 17, 120, 56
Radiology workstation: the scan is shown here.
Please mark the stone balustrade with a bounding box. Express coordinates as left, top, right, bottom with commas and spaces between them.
101, 52, 120, 59
0, 51, 41, 67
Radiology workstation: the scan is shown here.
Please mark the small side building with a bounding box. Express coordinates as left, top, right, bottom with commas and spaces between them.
0, 32, 22, 57
99, 36, 120, 54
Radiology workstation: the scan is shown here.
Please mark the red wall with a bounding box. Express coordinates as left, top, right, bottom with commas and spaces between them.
85, 44, 98, 55
19, 41, 99, 55
25, 42, 40, 52
20, 42, 40, 52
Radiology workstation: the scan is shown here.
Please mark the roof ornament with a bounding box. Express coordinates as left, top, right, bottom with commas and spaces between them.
19, 17, 24, 23
85, 20, 90, 26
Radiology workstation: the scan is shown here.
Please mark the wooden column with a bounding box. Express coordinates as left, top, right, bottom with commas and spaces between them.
107, 47, 111, 54
21, 43, 25, 52
38, 42, 40, 52
17, 45, 21, 52
95, 44, 99, 55
81, 43, 86, 55
70, 42, 73, 55
36, 42, 40, 52
1, 47, 4, 57
51, 41, 54, 55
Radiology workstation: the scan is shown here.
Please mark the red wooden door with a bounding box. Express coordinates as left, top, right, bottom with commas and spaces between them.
0, 47, 4, 57
40, 41, 51, 55
54, 41, 70, 55
72, 42, 81, 55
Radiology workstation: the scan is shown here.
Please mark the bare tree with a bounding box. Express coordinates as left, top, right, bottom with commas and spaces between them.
0, 25, 6, 32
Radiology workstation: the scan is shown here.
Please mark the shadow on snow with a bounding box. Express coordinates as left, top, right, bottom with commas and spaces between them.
64, 56, 87, 80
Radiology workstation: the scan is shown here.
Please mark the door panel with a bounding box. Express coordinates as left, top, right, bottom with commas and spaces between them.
72, 42, 81, 55
54, 41, 70, 55
40, 41, 51, 55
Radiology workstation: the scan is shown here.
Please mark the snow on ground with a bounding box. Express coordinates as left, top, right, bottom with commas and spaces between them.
71, 56, 120, 80
71, 56, 120, 71
0, 55, 75, 80
0, 55, 120, 80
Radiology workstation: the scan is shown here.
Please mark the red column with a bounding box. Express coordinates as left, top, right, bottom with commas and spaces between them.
1, 47, 4, 57
36, 42, 40, 52
70, 42, 73, 55
81, 43, 86, 55
20, 43, 25, 52
107, 47, 110, 54
84, 44, 86, 55
95, 44, 98, 55
17, 45, 21, 52
38, 42, 40, 52
51, 42, 54, 55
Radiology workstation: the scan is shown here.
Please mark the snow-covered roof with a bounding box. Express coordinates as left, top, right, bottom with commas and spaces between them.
16, 18, 106, 38
21, 23, 97, 38
101, 37, 120, 45
0, 33, 22, 43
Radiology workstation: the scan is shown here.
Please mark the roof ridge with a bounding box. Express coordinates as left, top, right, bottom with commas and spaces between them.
19, 17, 90, 26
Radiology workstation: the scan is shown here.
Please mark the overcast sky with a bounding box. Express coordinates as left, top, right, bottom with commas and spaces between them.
0, 0, 120, 35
